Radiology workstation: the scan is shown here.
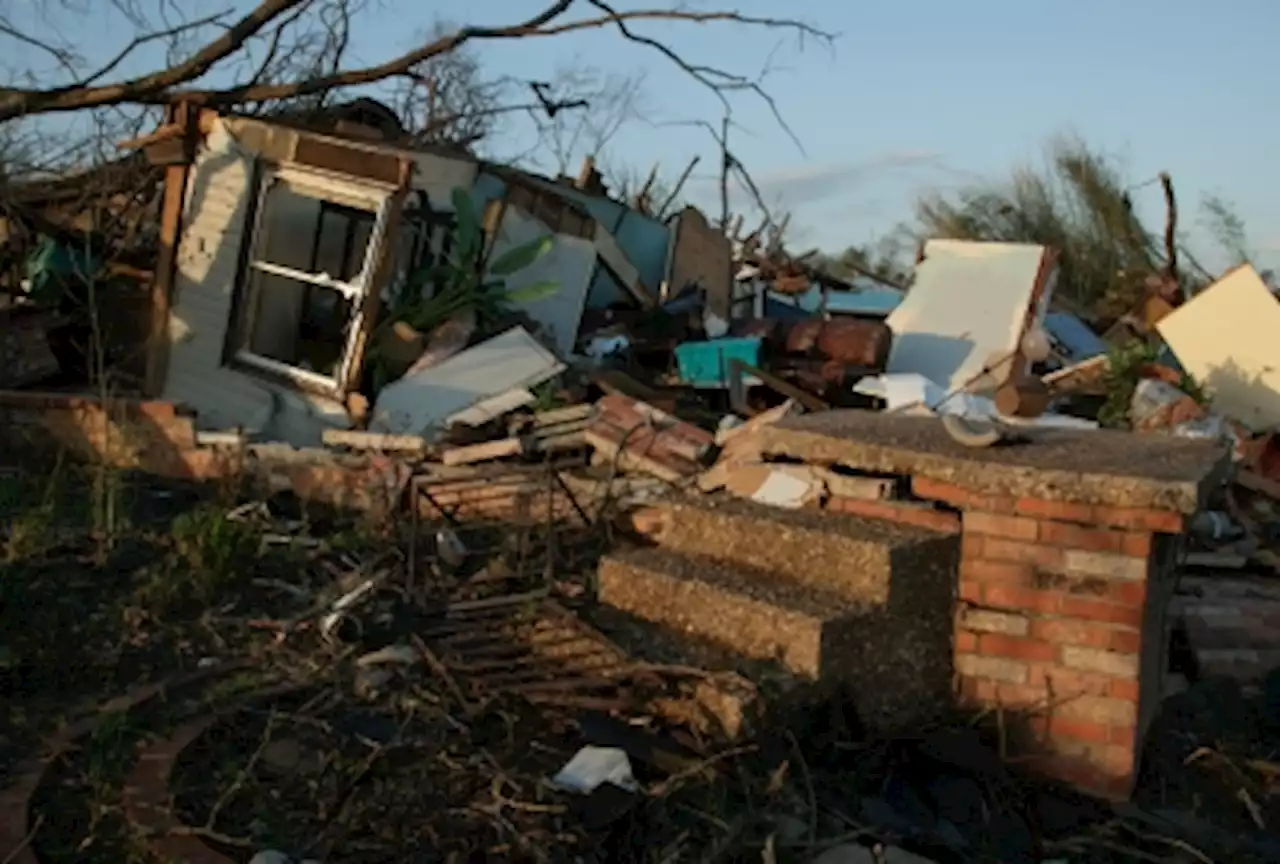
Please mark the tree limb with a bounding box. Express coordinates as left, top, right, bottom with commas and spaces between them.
0, 1, 831, 125
0, 0, 310, 121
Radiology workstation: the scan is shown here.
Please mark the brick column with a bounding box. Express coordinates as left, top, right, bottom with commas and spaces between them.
913, 478, 1184, 800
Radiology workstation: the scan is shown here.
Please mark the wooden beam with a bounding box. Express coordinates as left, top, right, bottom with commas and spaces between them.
142, 101, 196, 397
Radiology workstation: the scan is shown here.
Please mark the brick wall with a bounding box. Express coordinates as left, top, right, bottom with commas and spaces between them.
0, 392, 408, 518
0, 391, 218, 478
911, 477, 1185, 800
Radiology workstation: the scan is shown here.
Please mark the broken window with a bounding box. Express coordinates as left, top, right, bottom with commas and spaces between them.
231, 165, 393, 396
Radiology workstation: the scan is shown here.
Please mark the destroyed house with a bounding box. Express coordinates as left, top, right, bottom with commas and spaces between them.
131, 100, 701, 446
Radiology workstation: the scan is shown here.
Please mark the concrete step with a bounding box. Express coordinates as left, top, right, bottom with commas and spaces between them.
587, 605, 803, 740
597, 545, 951, 732
628, 496, 958, 608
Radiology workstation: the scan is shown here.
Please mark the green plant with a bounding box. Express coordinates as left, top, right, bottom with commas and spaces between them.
1, 454, 66, 563
169, 504, 259, 597
368, 188, 559, 389
1097, 340, 1206, 429
530, 381, 566, 412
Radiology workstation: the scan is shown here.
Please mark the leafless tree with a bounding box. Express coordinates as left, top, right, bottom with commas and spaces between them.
0, 1, 829, 120
528, 64, 646, 176
387, 21, 512, 150
0, 0, 829, 197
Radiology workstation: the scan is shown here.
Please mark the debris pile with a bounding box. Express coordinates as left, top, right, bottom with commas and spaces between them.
5, 102, 1280, 862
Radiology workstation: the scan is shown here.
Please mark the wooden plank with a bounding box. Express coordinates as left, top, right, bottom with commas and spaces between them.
322, 429, 427, 453
143, 102, 195, 397
442, 437, 523, 466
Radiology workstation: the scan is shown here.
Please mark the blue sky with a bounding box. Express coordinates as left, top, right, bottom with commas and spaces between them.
6, 0, 1279, 270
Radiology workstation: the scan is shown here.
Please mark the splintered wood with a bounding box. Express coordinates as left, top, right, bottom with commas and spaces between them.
441, 404, 593, 467
584, 394, 714, 483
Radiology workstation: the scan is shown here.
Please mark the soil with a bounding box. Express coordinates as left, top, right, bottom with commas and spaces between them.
2, 458, 1277, 864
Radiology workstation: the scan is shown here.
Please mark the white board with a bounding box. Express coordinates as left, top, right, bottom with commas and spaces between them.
490, 205, 595, 358
1157, 264, 1280, 431
370, 326, 564, 438
885, 240, 1050, 393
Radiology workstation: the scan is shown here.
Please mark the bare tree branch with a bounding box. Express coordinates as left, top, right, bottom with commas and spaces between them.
0, 1, 831, 124
0, 0, 309, 120
533, 65, 644, 174
78, 9, 235, 89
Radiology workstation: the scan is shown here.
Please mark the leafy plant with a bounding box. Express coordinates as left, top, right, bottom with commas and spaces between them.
169, 504, 258, 595
368, 188, 560, 390
1, 454, 66, 563
1097, 340, 1206, 429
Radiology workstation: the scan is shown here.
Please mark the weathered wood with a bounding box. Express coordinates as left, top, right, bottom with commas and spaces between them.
442, 437, 522, 466
322, 428, 427, 453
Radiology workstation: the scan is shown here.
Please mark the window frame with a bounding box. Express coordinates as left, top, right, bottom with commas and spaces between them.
228, 163, 394, 398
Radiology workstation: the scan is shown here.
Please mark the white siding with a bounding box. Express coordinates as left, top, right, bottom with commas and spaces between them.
408, 151, 477, 211
161, 129, 348, 444
489, 206, 595, 357
161, 130, 480, 444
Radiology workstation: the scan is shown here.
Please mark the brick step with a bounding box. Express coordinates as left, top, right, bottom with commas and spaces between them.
628, 496, 958, 607
597, 545, 952, 732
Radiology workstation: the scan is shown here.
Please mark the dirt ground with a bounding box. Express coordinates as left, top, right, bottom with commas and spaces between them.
1, 459, 1277, 864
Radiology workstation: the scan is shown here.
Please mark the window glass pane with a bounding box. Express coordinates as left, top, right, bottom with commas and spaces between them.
346, 216, 375, 282
313, 207, 350, 280
243, 183, 370, 380
246, 272, 350, 378
256, 182, 323, 270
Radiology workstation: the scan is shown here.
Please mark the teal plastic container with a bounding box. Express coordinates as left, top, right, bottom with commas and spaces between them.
674, 337, 762, 387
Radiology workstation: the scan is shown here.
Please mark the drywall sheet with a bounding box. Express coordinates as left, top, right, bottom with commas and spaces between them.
370, 327, 564, 438
885, 240, 1050, 393
1157, 265, 1280, 431
491, 204, 595, 357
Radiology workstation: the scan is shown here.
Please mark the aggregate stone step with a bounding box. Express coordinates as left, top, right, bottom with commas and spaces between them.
587, 605, 805, 740
597, 545, 952, 732
628, 496, 958, 608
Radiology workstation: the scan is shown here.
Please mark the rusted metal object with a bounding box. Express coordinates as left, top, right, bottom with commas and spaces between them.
406, 484, 757, 737
418, 591, 759, 738
419, 596, 643, 709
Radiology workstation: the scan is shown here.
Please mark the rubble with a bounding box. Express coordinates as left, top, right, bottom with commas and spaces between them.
7, 100, 1280, 863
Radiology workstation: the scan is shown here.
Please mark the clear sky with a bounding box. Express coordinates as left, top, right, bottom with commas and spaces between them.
6, 0, 1279, 270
